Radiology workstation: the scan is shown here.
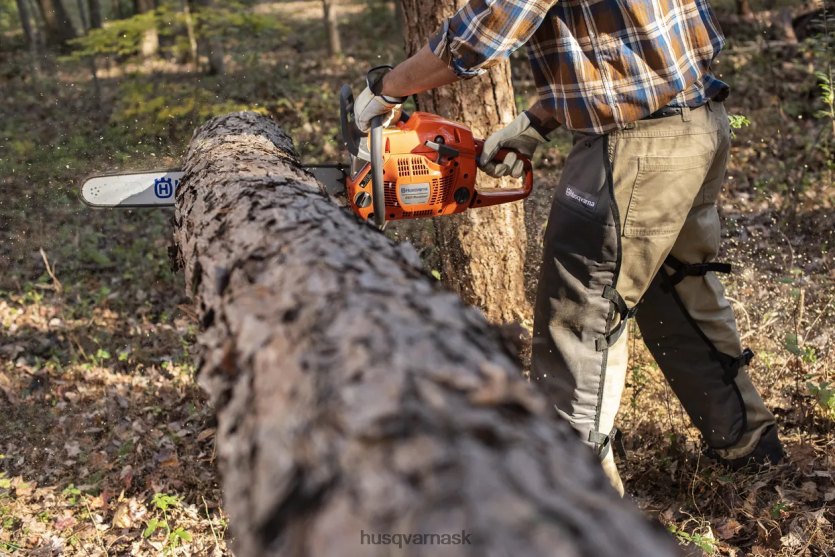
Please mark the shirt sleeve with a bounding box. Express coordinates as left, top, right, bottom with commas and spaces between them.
428, 0, 558, 78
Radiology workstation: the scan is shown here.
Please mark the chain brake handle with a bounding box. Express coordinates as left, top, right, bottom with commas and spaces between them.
472, 139, 534, 207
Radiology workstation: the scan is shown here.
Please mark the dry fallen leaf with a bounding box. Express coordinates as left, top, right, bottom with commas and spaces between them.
714, 517, 743, 540
197, 428, 217, 442
112, 502, 132, 529
158, 451, 180, 468
64, 440, 82, 458
800, 481, 819, 502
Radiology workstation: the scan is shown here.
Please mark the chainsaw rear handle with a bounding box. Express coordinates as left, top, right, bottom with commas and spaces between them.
472, 139, 534, 208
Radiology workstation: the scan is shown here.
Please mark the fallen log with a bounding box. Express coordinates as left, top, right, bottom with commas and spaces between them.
173, 112, 680, 557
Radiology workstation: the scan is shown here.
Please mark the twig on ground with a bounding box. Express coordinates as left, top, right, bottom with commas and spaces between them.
803, 294, 835, 344
725, 296, 751, 335
203, 495, 221, 551
39, 248, 62, 293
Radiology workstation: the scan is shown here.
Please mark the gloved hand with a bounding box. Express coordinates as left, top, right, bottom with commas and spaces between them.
353, 87, 403, 132
480, 112, 548, 179
353, 66, 407, 133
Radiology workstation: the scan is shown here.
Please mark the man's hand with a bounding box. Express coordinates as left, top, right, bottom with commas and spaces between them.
353, 87, 403, 133
480, 112, 549, 179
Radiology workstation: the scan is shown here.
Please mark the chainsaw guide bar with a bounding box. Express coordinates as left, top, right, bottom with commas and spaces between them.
79, 165, 348, 208
79, 83, 533, 228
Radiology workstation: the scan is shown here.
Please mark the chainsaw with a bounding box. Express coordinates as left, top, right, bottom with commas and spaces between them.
80, 84, 533, 228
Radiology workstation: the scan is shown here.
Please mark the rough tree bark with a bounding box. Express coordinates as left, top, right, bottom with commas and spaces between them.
400, 0, 530, 325
172, 111, 680, 557
37, 0, 77, 45
322, 0, 341, 56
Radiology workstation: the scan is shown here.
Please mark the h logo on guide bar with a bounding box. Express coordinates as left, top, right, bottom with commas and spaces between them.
154, 177, 175, 199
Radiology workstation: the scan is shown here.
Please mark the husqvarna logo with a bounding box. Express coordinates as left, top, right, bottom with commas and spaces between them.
398, 182, 431, 206
565, 186, 595, 209
154, 177, 174, 198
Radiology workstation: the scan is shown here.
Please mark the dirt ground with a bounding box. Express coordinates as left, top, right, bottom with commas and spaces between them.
1, 0, 834, 555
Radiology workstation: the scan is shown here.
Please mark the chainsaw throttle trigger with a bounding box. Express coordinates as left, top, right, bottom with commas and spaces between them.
471, 140, 534, 207
424, 141, 459, 159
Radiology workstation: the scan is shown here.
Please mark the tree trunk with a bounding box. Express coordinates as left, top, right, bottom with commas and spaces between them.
172, 111, 680, 557
400, 0, 530, 325
76, 0, 88, 31
87, 0, 101, 28
134, 0, 158, 56
16, 0, 36, 46
182, 0, 198, 69
393, 0, 403, 31
37, 0, 76, 45
16, 0, 40, 74
196, 0, 224, 74
322, 0, 341, 56
111, 0, 122, 20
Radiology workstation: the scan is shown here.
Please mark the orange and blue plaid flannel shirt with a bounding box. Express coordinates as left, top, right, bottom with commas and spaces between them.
428, 0, 729, 133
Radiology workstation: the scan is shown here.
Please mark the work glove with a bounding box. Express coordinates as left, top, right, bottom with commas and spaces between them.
354, 65, 407, 133
480, 112, 548, 179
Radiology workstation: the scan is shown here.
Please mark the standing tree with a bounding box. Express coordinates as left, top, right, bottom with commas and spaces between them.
111, 0, 122, 19
182, 0, 199, 69
398, 0, 530, 325
87, 0, 101, 28
195, 0, 224, 74
76, 0, 88, 30
134, 0, 158, 56
15, 0, 38, 50
322, 0, 341, 56
37, 0, 77, 44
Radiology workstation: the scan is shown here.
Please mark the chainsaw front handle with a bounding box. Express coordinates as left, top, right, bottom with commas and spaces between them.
369, 115, 386, 228
472, 140, 534, 208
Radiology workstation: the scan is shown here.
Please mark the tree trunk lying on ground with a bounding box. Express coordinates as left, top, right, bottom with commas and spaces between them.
172, 112, 680, 557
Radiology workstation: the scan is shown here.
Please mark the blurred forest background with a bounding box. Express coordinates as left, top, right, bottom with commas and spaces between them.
0, 0, 834, 554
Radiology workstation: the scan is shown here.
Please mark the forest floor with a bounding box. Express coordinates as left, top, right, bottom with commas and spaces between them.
1, 0, 835, 555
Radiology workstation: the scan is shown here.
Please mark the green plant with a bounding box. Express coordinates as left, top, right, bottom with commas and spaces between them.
728, 114, 751, 138
152, 493, 180, 512
168, 526, 193, 548
771, 500, 789, 519
0, 474, 10, 489
668, 523, 718, 555
145, 493, 191, 551
144, 517, 168, 538
785, 333, 818, 363
62, 484, 82, 506
807, 380, 835, 415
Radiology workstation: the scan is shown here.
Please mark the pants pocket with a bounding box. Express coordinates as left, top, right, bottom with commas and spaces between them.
622, 151, 714, 237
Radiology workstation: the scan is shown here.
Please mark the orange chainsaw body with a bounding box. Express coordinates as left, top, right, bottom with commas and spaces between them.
346, 111, 532, 222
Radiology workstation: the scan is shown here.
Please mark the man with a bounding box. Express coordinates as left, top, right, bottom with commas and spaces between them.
353, 0, 784, 494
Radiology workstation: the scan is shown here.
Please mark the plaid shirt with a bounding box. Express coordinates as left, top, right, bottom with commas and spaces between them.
428, 0, 729, 133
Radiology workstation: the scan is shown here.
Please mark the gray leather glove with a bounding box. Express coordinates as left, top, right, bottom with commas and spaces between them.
353, 87, 403, 132
353, 66, 407, 133
480, 112, 548, 178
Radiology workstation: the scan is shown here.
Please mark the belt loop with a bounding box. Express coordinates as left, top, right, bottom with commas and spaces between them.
681, 105, 692, 122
